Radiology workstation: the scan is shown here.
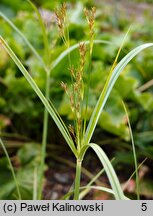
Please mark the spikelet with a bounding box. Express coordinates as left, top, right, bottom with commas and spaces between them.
61, 81, 68, 94
79, 42, 87, 74
84, 7, 96, 54
55, 3, 67, 40
59, 8, 88, 147
84, 7, 96, 39
61, 81, 75, 114
69, 65, 75, 79
68, 124, 75, 138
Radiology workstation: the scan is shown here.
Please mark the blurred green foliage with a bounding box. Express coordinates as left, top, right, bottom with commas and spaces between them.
0, 0, 153, 199
0, 143, 41, 199
0, 0, 153, 153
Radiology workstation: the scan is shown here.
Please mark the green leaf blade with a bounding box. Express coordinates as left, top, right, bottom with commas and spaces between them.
90, 143, 125, 200
51, 40, 113, 71
85, 43, 153, 145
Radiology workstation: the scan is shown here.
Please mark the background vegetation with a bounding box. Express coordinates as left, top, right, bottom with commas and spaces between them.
0, 0, 153, 199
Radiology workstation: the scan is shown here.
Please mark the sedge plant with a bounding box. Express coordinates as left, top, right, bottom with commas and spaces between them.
0, 3, 110, 199
1, 3, 153, 200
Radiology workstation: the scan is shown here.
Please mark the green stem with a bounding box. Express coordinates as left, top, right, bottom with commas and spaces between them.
38, 72, 50, 200
83, 41, 93, 137
74, 159, 82, 200
33, 166, 38, 200
28, 2, 51, 200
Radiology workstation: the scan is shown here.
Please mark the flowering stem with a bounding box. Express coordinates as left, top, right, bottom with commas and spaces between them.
74, 158, 82, 200
38, 71, 50, 200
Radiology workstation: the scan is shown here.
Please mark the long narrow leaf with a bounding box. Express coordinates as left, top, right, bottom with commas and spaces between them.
0, 36, 77, 157
122, 101, 140, 199
79, 168, 105, 200
79, 158, 115, 199
85, 43, 153, 145
81, 186, 129, 200
51, 40, 113, 70
62, 185, 114, 200
62, 185, 129, 200
90, 143, 125, 200
123, 158, 147, 192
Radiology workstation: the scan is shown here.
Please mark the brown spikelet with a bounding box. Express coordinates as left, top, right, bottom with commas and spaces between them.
61, 81, 68, 94
68, 65, 75, 79
75, 70, 81, 83
79, 43, 86, 59
55, 3, 67, 38
61, 81, 75, 114
69, 92, 75, 114
61, 2, 66, 17
84, 7, 96, 40
68, 124, 75, 137
79, 43, 86, 73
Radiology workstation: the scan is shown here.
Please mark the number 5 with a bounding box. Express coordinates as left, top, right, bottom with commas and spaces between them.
141, 203, 147, 211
